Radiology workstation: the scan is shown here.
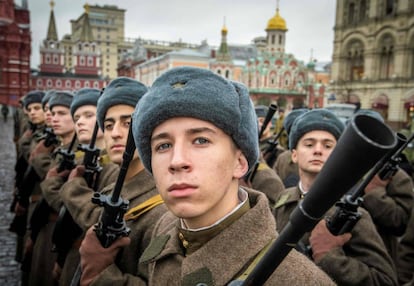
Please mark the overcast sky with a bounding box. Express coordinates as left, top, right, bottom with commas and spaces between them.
27, 0, 337, 69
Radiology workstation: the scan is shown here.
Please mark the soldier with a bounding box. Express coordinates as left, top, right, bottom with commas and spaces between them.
40, 88, 119, 284
273, 108, 398, 285
79, 67, 335, 285
65, 77, 167, 285
273, 108, 308, 188
10, 91, 45, 285
396, 207, 414, 285
355, 110, 414, 265
29, 91, 75, 286
242, 102, 285, 207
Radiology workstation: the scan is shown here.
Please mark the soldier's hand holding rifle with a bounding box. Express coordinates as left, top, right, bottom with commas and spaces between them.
79, 226, 130, 286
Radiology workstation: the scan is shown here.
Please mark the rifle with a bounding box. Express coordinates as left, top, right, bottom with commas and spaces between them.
258, 104, 278, 140
92, 120, 134, 247
262, 127, 285, 167
244, 104, 278, 184
231, 114, 397, 286
52, 121, 103, 268
71, 120, 133, 285
40, 127, 60, 148
54, 133, 77, 173
326, 132, 410, 235
77, 121, 103, 189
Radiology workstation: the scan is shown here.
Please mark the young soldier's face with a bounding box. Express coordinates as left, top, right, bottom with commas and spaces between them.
27, 102, 45, 125
51, 106, 75, 137
43, 103, 53, 127
73, 105, 101, 144
150, 117, 248, 229
291, 130, 336, 176
103, 104, 135, 164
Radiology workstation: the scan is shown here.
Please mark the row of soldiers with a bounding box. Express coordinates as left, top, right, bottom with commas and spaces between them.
8, 66, 414, 285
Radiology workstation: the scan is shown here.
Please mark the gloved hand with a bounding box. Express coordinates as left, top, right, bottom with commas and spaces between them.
309, 219, 352, 263
79, 226, 130, 286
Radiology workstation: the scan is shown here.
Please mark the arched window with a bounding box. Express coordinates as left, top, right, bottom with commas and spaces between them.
346, 40, 364, 81
225, 70, 230, 79
379, 35, 394, 79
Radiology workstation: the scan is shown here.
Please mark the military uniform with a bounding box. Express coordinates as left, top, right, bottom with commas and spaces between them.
274, 186, 398, 285
249, 159, 285, 206
121, 188, 335, 286
272, 149, 299, 188
362, 168, 414, 264
396, 207, 414, 285
29, 140, 77, 286
55, 154, 118, 286
62, 169, 167, 282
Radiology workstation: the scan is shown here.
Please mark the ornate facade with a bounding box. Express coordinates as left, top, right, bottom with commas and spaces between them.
330, 0, 414, 128
30, 2, 106, 92
241, 7, 325, 111
0, 0, 30, 106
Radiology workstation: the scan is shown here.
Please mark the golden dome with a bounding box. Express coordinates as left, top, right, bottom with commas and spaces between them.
266, 8, 287, 31
221, 24, 228, 35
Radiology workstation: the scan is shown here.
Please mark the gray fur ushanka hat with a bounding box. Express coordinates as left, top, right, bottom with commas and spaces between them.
42, 90, 56, 109
132, 66, 259, 174
289, 108, 344, 150
283, 108, 309, 135
96, 77, 148, 130
70, 88, 101, 117
23, 91, 45, 109
48, 91, 74, 111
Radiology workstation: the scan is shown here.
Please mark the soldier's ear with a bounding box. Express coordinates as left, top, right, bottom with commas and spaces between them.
291, 149, 298, 164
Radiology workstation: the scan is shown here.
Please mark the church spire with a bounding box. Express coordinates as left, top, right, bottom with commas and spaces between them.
46, 0, 58, 41
216, 17, 231, 62
79, 3, 94, 42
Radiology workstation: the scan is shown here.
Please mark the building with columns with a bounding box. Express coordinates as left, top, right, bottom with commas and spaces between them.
0, 0, 30, 106
330, 0, 414, 128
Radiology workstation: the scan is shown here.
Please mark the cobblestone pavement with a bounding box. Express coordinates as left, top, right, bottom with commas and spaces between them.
0, 113, 21, 285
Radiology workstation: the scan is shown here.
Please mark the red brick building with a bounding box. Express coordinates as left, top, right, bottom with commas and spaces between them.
0, 0, 31, 106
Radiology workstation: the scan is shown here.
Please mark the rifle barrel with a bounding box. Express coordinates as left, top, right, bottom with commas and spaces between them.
110, 119, 135, 204
258, 104, 277, 140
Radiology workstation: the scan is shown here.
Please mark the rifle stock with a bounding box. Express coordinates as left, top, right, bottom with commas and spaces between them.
236, 114, 397, 286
